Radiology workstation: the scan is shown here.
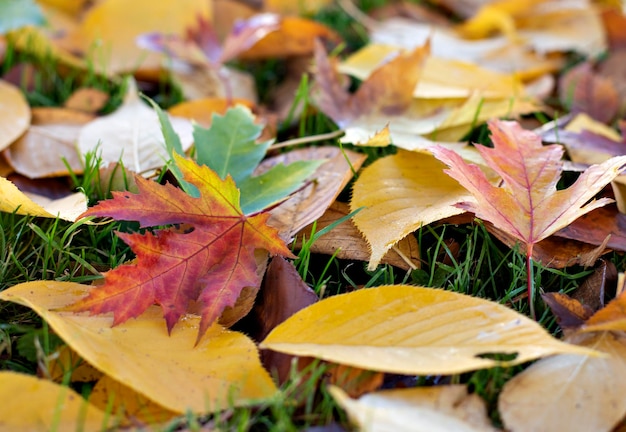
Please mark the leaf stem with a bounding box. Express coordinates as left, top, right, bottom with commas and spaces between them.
527, 244, 535, 320
269, 130, 345, 150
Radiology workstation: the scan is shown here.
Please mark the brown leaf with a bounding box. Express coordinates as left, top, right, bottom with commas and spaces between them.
4, 107, 93, 178
601, 8, 626, 51
297, 201, 420, 271
571, 260, 618, 312
555, 206, 626, 253
584, 288, 626, 332
542, 292, 593, 330
63, 88, 109, 114
265, 147, 367, 240
247, 257, 318, 383
312, 39, 430, 128
558, 62, 619, 124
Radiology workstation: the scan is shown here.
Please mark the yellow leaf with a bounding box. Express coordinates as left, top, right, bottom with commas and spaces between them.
339, 44, 525, 99
65, 0, 211, 75
0, 281, 278, 414
264, 0, 333, 15
0, 79, 30, 152
0, 176, 87, 221
89, 375, 178, 425
330, 385, 496, 432
260, 285, 596, 375
499, 332, 626, 432
77, 79, 193, 173
350, 151, 473, 269
0, 371, 112, 430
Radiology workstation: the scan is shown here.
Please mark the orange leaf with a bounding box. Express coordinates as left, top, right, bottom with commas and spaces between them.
584, 289, 626, 332
430, 120, 626, 251
65, 154, 293, 343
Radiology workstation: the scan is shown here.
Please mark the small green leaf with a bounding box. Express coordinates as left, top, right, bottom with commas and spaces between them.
240, 160, 324, 214
194, 105, 271, 183
0, 0, 44, 34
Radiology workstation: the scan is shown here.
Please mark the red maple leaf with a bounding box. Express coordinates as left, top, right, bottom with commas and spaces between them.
66, 154, 294, 343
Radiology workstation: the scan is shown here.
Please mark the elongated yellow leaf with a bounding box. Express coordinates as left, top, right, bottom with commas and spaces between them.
350, 151, 472, 269
0, 281, 277, 414
260, 285, 596, 375
499, 332, 626, 432
0, 176, 87, 221
330, 385, 496, 432
0, 371, 112, 431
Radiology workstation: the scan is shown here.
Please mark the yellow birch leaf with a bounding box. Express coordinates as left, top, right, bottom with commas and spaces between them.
499, 332, 626, 432
350, 151, 473, 269
0, 176, 87, 221
0, 371, 112, 431
260, 285, 595, 375
0, 281, 277, 414
330, 385, 496, 432
65, 0, 211, 75
0, 79, 30, 152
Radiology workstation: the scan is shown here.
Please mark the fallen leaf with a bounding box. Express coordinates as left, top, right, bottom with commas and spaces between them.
0, 281, 278, 413
542, 292, 594, 330
499, 331, 626, 432
0, 79, 30, 152
0, 371, 111, 430
266, 146, 366, 240
244, 257, 318, 384
168, 98, 255, 126
0, 176, 87, 221
4, 107, 93, 178
431, 120, 626, 301
62, 0, 211, 75
77, 79, 193, 174
313, 39, 430, 128
350, 150, 473, 269
571, 260, 617, 311
63, 87, 109, 113
330, 384, 496, 432
554, 206, 626, 253
48, 345, 103, 383
584, 286, 626, 332
558, 62, 619, 124
260, 285, 595, 375
238, 15, 340, 60
89, 375, 178, 424
65, 154, 293, 343
297, 201, 421, 271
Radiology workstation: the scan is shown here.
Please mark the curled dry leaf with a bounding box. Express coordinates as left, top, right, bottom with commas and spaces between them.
260, 285, 596, 375
555, 206, 626, 253
0, 281, 277, 413
499, 332, 626, 432
266, 146, 367, 240
0, 371, 110, 430
330, 385, 496, 432
297, 201, 421, 271
4, 107, 93, 178
0, 79, 30, 152
78, 79, 193, 174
